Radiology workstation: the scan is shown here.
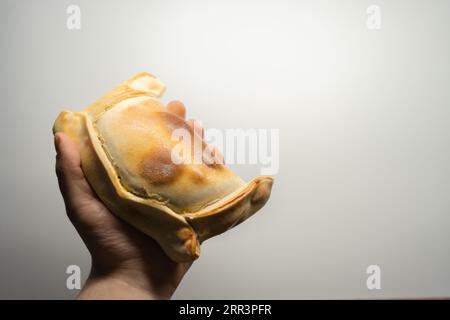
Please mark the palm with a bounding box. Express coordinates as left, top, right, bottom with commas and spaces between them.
74, 189, 174, 271
56, 132, 191, 286
55, 101, 194, 298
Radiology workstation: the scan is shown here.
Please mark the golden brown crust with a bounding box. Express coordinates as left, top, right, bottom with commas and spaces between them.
52, 72, 273, 262
139, 146, 183, 185
184, 176, 273, 243
93, 93, 245, 213
54, 110, 200, 261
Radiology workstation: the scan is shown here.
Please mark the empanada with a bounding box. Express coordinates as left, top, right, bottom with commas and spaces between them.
53, 72, 273, 262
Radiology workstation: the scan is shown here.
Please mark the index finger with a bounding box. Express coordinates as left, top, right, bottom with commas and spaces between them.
167, 100, 186, 119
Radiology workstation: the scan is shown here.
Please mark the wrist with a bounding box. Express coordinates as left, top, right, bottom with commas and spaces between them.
78, 263, 175, 300
78, 272, 161, 300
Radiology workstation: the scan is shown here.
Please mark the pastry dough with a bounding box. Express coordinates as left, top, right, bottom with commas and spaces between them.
53, 72, 273, 262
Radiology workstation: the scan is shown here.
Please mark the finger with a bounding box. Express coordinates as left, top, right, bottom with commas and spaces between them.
212, 147, 225, 165
202, 145, 224, 166
54, 132, 97, 210
186, 119, 204, 139
167, 100, 186, 119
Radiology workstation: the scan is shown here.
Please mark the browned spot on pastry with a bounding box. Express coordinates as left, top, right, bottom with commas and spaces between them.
188, 166, 206, 184
139, 146, 182, 185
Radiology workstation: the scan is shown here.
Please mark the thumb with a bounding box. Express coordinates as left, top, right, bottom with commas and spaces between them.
54, 132, 97, 212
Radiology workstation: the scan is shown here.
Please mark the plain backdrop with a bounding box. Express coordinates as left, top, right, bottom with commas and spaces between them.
1, 0, 450, 299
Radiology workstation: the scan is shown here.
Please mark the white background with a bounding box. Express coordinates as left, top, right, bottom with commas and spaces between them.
0, 0, 449, 298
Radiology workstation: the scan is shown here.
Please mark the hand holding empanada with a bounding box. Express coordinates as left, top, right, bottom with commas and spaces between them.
53, 72, 273, 262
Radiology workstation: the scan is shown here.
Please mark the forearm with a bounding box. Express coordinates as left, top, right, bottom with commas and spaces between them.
77, 267, 174, 300
78, 275, 155, 300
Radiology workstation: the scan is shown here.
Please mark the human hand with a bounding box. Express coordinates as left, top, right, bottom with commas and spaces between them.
54, 101, 198, 300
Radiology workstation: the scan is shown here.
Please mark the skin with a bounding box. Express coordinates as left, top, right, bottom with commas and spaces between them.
54, 101, 209, 300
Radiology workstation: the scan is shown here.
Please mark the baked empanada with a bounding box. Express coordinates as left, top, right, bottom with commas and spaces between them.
53, 72, 273, 262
